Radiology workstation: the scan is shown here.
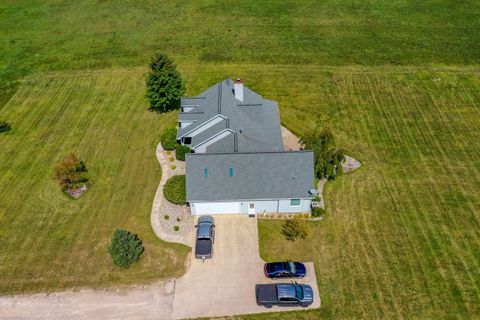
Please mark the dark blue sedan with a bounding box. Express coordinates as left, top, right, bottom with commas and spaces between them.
264, 261, 306, 279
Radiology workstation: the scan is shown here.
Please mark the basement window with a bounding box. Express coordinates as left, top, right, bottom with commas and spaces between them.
229, 167, 234, 177
290, 199, 301, 207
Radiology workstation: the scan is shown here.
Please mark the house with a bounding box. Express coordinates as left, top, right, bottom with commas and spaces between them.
180, 78, 315, 215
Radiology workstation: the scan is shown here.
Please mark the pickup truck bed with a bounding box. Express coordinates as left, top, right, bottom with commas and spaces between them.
195, 239, 213, 258
255, 284, 277, 305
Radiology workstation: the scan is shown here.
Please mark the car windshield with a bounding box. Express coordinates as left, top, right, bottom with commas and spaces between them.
288, 262, 296, 274
295, 285, 303, 300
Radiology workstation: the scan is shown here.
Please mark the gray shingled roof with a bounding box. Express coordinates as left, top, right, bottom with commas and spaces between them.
186, 151, 314, 202
177, 79, 284, 153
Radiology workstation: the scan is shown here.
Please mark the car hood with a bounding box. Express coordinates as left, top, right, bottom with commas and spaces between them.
300, 285, 314, 302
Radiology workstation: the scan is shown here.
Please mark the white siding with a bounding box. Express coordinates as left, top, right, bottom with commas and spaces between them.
191, 202, 241, 215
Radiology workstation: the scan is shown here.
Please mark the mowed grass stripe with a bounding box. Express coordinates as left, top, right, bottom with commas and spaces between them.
0, 69, 189, 293
254, 66, 480, 319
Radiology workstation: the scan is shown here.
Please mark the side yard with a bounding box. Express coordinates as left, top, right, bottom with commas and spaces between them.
0, 69, 189, 294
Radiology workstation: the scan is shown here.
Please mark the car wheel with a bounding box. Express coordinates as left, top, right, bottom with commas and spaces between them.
300, 304, 310, 308
264, 304, 272, 308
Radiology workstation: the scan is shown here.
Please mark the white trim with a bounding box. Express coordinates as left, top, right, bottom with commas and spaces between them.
179, 121, 193, 129
188, 197, 312, 203
181, 105, 198, 112
178, 114, 226, 139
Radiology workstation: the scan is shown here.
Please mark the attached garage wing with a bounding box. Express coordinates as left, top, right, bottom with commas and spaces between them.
191, 202, 241, 215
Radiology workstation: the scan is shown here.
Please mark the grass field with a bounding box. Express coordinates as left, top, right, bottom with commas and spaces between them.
1, 0, 480, 318
248, 66, 480, 319
0, 69, 189, 294
1, 0, 479, 103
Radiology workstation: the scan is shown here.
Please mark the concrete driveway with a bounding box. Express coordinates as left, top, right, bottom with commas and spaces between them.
172, 215, 320, 319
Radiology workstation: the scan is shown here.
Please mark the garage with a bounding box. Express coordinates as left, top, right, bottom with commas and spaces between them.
191, 202, 241, 215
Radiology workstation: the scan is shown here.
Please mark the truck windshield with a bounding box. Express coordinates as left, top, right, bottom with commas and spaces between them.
295, 285, 303, 300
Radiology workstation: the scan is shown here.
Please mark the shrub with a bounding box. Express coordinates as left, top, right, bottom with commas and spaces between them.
282, 219, 310, 241
164, 214, 170, 220
174, 225, 180, 232
160, 127, 177, 150
54, 154, 89, 191
163, 175, 186, 205
169, 157, 175, 162
107, 229, 144, 268
175, 144, 191, 161
171, 165, 176, 170
145, 52, 185, 113
176, 217, 181, 222
300, 127, 345, 180
0, 121, 12, 133
311, 207, 325, 218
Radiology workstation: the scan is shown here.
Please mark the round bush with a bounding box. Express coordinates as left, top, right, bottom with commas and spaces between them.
0, 121, 12, 133
311, 207, 325, 218
163, 175, 186, 205
107, 229, 144, 268
175, 144, 191, 161
160, 127, 177, 150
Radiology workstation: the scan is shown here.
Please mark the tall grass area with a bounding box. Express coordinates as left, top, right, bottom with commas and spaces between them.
0, 69, 189, 294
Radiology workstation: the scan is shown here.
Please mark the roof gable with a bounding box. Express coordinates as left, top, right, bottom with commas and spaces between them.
177, 79, 283, 153
186, 151, 314, 202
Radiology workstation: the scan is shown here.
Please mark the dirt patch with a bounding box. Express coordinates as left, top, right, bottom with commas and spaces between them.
281, 126, 302, 151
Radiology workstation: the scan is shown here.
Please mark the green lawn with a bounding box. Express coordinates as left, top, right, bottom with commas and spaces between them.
248, 66, 480, 319
0, 0, 479, 319
1, 0, 479, 103
0, 69, 189, 294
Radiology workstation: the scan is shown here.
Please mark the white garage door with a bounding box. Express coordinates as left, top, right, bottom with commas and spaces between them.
191, 202, 241, 215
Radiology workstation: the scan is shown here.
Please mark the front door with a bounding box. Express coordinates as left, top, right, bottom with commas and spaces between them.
248, 203, 255, 215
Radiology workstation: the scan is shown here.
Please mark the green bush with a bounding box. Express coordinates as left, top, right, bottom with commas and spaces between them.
174, 225, 180, 232
311, 207, 325, 218
0, 121, 11, 133
281, 219, 310, 241
175, 144, 191, 161
160, 127, 177, 150
54, 154, 89, 191
145, 52, 185, 113
107, 229, 144, 268
163, 175, 186, 205
300, 127, 345, 180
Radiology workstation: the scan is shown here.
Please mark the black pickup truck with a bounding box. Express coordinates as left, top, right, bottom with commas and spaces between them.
195, 215, 215, 259
256, 283, 313, 308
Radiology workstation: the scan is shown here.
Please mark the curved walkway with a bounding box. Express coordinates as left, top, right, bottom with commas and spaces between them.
150, 143, 193, 247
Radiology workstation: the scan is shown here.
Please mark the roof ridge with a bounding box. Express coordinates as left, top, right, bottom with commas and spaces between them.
186, 150, 312, 156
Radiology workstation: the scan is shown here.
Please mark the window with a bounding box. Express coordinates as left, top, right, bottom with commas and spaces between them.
183, 137, 192, 145
204, 168, 208, 177
290, 199, 301, 206
229, 167, 234, 177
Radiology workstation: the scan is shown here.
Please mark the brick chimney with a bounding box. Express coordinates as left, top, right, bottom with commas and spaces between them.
234, 78, 243, 102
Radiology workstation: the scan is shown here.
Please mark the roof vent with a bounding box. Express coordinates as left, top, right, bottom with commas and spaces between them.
234, 78, 243, 102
